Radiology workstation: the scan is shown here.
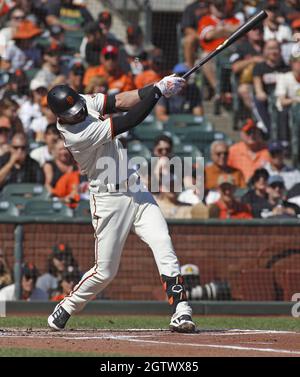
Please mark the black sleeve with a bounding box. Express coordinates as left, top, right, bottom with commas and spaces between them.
112, 86, 162, 136
253, 63, 264, 77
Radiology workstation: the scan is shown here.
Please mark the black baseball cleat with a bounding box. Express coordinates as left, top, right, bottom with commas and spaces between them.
169, 313, 196, 333
48, 305, 70, 331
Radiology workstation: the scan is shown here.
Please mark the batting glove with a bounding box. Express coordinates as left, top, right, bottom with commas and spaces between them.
155, 74, 186, 98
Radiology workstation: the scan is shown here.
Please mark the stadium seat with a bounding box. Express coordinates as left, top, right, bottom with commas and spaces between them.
164, 114, 214, 131
74, 200, 91, 218
173, 143, 202, 160
1, 183, 50, 210
127, 140, 152, 160
23, 200, 73, 217
132, 129, 181, 150
0, 200, 19, 217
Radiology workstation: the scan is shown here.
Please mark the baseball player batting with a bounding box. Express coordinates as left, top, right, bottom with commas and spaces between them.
46, 75, 196, 333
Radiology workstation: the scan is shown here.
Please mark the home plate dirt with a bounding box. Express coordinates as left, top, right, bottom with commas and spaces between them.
1, 328, 300, 356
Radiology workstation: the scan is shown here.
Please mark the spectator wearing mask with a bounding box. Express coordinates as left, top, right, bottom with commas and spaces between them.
205, 140, 246, 191
241, 168, 270, 218
253, 39, 289, 132
51, 268, 81, 302
43, 138, 74, 193
0, 262, 48, 301
0, 116, 12, 157
36, 243, 79, 299
46, 0, 94, 32
263, 141, 300, 191
0, 132, 44, 191
30, 123, 60, 167
197, 0, 240, 96
208, 175, 253, 219
83, 45, 135, 93
155, 63, 203, 122
228, 119, 271, 182
230, 23, 264, 112
0, 248, 12, 290
181, 0, 209, 68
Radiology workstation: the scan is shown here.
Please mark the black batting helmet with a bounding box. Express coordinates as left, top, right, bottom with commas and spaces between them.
47, 84, 86, 122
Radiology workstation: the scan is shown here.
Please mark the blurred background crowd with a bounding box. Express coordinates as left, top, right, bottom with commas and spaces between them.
0, 0, 300, 225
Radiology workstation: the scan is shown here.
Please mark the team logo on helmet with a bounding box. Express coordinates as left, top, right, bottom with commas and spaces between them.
66, 95, 75, 105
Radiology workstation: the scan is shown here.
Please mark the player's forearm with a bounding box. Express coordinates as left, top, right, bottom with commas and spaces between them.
112, 86, 162, 136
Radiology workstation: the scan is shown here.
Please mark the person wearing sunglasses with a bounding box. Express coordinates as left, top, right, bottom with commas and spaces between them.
0, 132, 44, 190
205, 140, 245, 192
83, 45, 135, 93
0, 262, 48, 301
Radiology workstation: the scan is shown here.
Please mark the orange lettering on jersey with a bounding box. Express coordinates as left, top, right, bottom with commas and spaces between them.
66, 96, 75, 105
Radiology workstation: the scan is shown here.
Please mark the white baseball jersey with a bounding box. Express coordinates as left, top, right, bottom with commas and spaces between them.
57, 93, 132, 186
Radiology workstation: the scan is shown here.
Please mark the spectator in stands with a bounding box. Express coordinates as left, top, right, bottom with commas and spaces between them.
0, 132, 44, 190
134, 54, 163, 90
155, 63, 203, 122
263, 141, 300, 190
67, 61, 85, 92
0, 71, 10, 99
241, 168, 270, 218
0, 7, 26, 48
83, 45, 135, 93
178, 167, 203, 205
33, 47, 62, 88
262, 175, 300, 218
181, 0, 209, 68
30, 123, 59, 167
30, 123, 60, 167
46, 0, 94, 32
153, 134, 173, 159
263, 1, 292, 43
253, 39, 289, 133
44, 138, 74, 193
36, 243, 79, 299
230, 23, 264, 112
153, 177, 192, 219
18, 77, 48, 134
0, 248, 12, 290
0, 262, 48, 301
1, 19, 42, 72
52, 165, 89, 207
80, 21, 106, 66
228, 119, 271, 182
3, 69, 29, 106
84, 76, 108, 95
234, 0, 259, 24
97, 10, 122, 47
208, 175, 253, 219
197, 0, 240, 96
51, 268, 81, 301
281, 19, 300, 65
279, 0, 300, 25
0, 116, 12, 157
0, 97, 23, 134
205, 140, 246, 191
29, 95, 57, 142
275, 51, 300, 109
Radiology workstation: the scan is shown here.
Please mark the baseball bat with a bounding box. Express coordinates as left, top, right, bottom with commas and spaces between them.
182, 10, 268, 79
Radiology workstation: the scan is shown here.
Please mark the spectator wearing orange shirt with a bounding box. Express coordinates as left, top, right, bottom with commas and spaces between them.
208, 175, 253, 219
83, 45, 135, 94
134, 54, 162, 89
205, 140, 246, 191
198, 0, 240, 94
228, 119, 271, 182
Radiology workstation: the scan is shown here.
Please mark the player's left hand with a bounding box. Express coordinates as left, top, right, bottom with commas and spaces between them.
155, 74, 186, 98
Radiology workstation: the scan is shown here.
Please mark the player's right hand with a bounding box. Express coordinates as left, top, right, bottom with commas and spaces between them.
155, 74, 186, 98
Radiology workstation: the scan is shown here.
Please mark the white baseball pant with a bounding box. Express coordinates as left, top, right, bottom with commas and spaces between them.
59, 186, 181, 315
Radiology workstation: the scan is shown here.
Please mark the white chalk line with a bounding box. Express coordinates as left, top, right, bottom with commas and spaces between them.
1, 330, 300, 355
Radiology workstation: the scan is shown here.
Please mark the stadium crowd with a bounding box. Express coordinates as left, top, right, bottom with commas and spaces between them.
0, 0, 300, 228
